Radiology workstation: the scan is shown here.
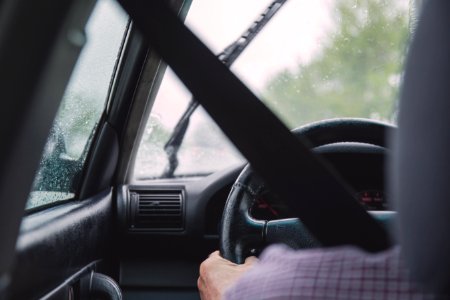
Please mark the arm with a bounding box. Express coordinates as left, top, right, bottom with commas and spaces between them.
199, 245, 428, 300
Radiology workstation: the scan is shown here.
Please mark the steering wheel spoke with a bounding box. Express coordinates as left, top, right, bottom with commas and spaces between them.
265, 218, 319, 249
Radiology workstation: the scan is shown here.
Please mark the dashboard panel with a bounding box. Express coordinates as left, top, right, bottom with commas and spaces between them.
249, 143, 388, 221
250, 188, 386, 221
118, 142, 391, 294
122, 142, 389, 240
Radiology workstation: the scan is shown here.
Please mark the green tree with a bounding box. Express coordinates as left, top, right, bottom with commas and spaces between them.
263, 0, 409, 128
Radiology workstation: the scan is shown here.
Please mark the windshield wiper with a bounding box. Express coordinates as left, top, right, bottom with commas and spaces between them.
161, 0, 288, 178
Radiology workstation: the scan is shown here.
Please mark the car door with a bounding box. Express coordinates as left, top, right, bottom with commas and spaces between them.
0, 0, 169, 298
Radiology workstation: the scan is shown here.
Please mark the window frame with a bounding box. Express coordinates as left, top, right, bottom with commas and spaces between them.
25, 2, 132, 214
114, 0, 192, 185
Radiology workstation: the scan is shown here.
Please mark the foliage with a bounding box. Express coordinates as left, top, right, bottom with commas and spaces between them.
263, 0, 409, 128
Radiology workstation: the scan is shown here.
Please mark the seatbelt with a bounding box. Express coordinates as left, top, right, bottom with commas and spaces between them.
118, 0, 390, 252
162, 0, 288, 178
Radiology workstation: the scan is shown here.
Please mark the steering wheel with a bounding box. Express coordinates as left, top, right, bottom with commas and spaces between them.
220, 118, 394, 264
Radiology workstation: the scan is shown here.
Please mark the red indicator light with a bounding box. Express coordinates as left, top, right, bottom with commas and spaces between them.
361, 192, 372, 203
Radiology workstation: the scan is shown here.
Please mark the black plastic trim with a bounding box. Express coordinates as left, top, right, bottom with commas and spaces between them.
40, 261, 97, 300
107, 23, 148, 133
0, 0, 96, 284
79, 122, 120, 199
127, 187, 186, 232
10, 189, 114, 299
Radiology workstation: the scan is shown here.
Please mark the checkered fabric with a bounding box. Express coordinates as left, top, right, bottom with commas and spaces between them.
225, 245, 436, 300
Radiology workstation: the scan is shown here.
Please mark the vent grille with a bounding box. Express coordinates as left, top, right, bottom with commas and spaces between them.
129, 189, 184, 231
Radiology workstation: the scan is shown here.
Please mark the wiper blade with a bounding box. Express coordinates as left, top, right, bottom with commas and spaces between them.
162, 0, 288, 178
217, 0, 288, 67
163, 100, 199, 177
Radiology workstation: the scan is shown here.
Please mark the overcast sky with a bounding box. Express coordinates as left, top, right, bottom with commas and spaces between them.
187, 0, 334, 89
153, 0, 337, 128
67, 0, 409, 131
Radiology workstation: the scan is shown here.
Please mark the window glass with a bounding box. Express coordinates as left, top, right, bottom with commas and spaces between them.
174, 107, 243, 177
26, 0, 128, 210
134, 0, 410, 180
134, 69, 191, 179
134, 69, 244, 180
234, 0, 409, 128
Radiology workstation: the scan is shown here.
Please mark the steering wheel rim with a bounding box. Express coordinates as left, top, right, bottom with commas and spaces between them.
220, 118, 394, 264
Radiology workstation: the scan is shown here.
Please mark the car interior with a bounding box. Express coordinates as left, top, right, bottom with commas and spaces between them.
0, 0, 449, 299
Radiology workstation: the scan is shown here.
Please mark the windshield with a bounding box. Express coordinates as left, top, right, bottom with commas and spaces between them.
134, 0, 410, 180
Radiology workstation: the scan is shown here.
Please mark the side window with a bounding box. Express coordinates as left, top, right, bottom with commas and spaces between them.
26, 0, 128, 210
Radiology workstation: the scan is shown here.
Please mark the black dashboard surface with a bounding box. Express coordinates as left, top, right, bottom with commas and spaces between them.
120, 143, 388, 248
118, 143, 390, 297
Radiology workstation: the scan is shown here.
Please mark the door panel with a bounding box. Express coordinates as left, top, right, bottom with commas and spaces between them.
10, 190, 114, 299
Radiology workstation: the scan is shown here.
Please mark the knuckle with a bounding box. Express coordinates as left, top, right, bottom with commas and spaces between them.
199, 260, 209, 276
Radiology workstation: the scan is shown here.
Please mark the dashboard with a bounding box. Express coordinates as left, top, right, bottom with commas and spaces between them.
120, 142, 389, 241
249, 143, 388, 221
251, 188, 386, 221
116, 142, 391, 294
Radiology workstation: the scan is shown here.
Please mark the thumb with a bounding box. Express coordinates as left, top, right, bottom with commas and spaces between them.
244, 256, 259, 265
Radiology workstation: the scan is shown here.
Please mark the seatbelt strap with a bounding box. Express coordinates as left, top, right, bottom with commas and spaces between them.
118, 0, 390, 252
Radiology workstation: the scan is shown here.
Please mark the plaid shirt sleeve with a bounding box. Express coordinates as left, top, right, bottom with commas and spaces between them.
224, 244, 436, 300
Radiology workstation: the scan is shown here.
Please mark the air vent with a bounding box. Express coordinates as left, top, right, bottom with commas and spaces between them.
129, 189, 184, 231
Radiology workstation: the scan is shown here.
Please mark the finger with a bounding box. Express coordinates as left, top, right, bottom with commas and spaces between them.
197, 276, 206, 296
199, 259, 209, 277
244, 256, 259, 265
208, 250, 233, 265
198, 281, 205, 300
208, 250, 220, 258
197, 276, 203, 289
